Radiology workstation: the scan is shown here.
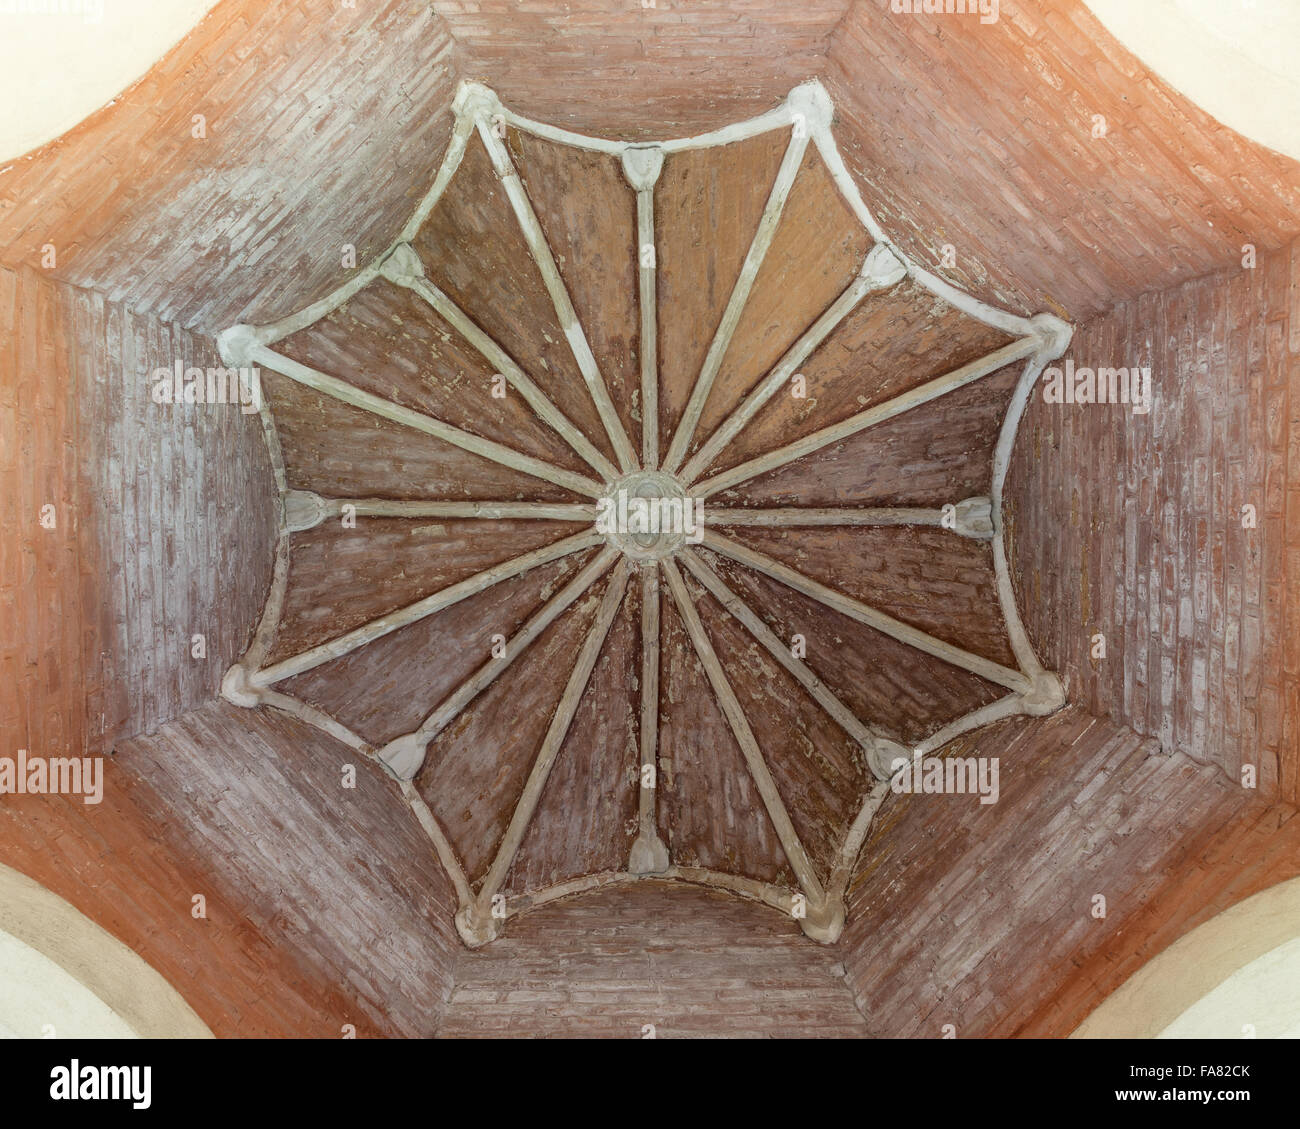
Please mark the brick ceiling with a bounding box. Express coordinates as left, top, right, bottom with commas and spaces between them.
4, 0, 1298, 955
206, 75, 1076, 947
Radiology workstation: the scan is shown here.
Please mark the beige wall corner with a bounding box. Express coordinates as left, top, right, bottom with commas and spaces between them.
1073, 876, 1300, 1039
0, 0, 219, 162
0, 863, 213, 1039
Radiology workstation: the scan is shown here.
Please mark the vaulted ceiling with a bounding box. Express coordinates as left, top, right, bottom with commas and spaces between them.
5, 0, 1300, 1024
208, 78, 1073, 946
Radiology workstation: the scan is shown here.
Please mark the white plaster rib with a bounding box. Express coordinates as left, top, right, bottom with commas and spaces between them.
255, 687, 375, 756
678, 245, 906, 485
284, 492, 593, 532
707, 506, 944, 528
403, 545, 621, 758
693, 336, 1041, 499
806, 116, 1042, 340
401, 271, 621, 482
661, 127, 810, 475
398, 110, 477, 244
501, 867, 799, 920
991, 351, 1067, 679
622, 145, 664, 469
401, 781, 474, 907
248, 344, 604, 498
465, 561, 632, 939
372, 237, 615, 480
661, 557, 827, 909
495, 92, 797, 157
231, 112, 475, 349
828, 687, 1053, 904
637, 564, 662, 846
911, 692, 1030, 758
251, 530, 603, 687
701, 531, 1031, 694
472, 114, 639, 473
828, 781, 890, 906
234, 394, 291, 674
678, 548, 885, 759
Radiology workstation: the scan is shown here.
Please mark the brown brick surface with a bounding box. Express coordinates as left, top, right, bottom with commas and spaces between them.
840, 706, 1300, 1036
1007, 237, 1299, 806
0, 702, 460, 1036
1, 265, 277, 757
440, 881, 869, 1038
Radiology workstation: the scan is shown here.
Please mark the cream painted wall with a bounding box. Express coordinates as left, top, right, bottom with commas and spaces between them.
1085, 0, 1300, 162
0, 864, 212, 1039
1159, 935, 1300, 1039
0, 0, 219, 163
0, 928, 138, 1039
1075, 877, 1300, 1039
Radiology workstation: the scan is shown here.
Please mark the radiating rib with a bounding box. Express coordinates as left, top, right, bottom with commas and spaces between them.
251, 529, 603, 686
706, 506, 943, 528
638, 565, 661, 840
474, 121, 639, 472
334, 498, 592, 521
692, 336, 1040, 498
678, 549, 880, 756
250, 343, 604, 498
625, 152, 663, 468
472, 561, 632, 915
661, 128, 811, 474
700, 531, 1031, 693
414, 546, 621, 745
405, 273, 620, 481
661, 557, 826, 905
679, 264, 884, 484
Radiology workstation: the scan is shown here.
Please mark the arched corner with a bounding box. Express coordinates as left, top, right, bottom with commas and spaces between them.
1072, 875, 1300, 1039
0, 863, 213, 1039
